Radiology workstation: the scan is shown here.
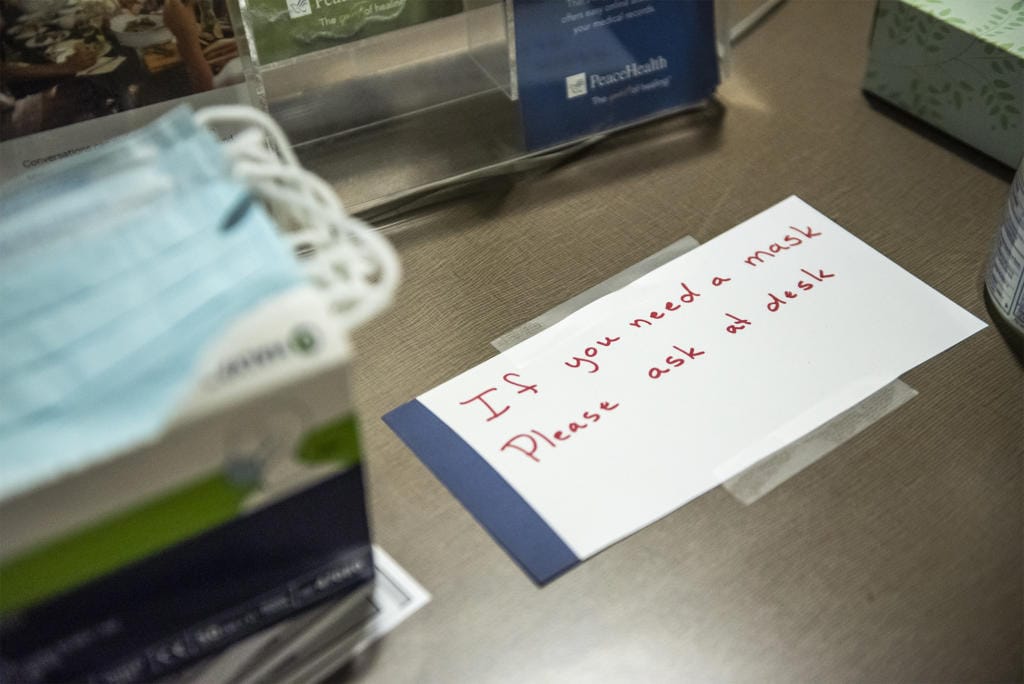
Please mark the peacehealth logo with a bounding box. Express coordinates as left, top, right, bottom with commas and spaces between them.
287, 0, 311, 19
565, 55, 669, 99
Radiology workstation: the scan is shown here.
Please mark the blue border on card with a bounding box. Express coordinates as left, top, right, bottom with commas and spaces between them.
383, 400, 579, 584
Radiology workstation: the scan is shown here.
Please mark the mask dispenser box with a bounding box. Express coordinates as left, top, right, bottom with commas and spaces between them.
0, 286, 375, 684
230, 0, 728, 215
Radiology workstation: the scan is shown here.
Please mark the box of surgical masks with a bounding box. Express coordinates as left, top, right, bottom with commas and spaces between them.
0, 283, 375, 684
863, 0, 1023, 168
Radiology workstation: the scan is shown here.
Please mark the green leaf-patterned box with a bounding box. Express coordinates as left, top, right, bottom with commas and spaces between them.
864, 0, 1023, 167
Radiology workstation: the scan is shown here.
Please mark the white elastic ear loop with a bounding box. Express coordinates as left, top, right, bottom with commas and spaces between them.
231, 152, 391, 270
197, 106, 323, 226
200, 108, 334, 239
195, 106, 401, 329
197, 105, 398, 269
195, 106, 300, 167
196, 106, 334, 231
198, 107, 325, 238
249, 163, 401, 327
231, 161, 322, 238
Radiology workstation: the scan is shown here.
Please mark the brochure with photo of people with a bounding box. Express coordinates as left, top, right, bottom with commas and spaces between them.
0, 0, 250, 179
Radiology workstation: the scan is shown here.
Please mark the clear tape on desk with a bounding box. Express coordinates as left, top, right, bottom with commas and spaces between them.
492, 235, 918, 505
492, 235, 702, 352
720, 379, 917, 504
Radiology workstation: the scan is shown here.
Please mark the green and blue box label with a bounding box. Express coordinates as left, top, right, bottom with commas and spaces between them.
0, 293, 375, 683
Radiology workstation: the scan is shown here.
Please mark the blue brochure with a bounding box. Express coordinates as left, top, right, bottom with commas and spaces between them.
512, 0, 720, 150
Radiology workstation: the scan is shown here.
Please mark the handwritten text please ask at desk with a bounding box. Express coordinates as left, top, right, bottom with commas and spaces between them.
385, 196, 985, 578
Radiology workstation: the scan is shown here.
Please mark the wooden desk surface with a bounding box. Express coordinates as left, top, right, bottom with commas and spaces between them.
342, 1, 1022, 680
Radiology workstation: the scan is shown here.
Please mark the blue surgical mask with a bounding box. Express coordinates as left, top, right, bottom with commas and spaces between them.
0, 126, 230, 280
0, 132, 234, 328
0, 106, 207, 219
0, 112, 304, 500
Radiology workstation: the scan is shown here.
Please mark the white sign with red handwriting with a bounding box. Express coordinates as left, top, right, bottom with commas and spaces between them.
384, 196, 986, 583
